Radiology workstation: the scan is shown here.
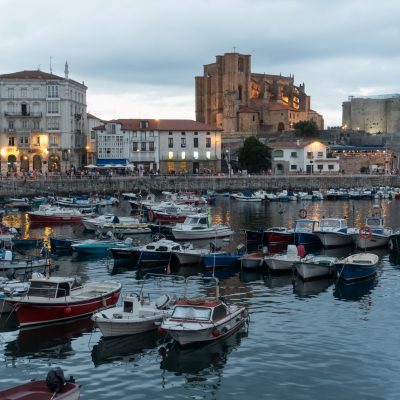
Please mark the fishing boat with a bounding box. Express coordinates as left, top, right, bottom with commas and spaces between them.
0, 275, 36, 313
171, 213, 233, 240
294, 254, 338, 280
6, 275, 122, 327
92, 274, 185, 337
244, 226, 294, 247
335, 253, 379, 282
264, 244, 301, 272
27, 205, 95, 223
160, 276, 249, 346
293, 218, 321, 247
314, 217, 353, 248
0, 368, 80, 400
109, 239, 192, 267
149, 202, 203, 225
11, 237, 44, 248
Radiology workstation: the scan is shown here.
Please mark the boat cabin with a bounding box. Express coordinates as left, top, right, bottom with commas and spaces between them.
27, 277, 75, 298
319, 218, 347, 229
181, 214, 209, 228
171, 298, 227, 322
295, 219, 319, 233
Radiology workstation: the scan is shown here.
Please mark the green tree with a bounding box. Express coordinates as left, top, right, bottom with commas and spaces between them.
293, 120, 318, 136
238, 136, 271, 173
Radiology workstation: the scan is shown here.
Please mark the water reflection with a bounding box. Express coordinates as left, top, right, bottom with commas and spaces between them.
292, 276, 334, 298
91, 330, 160, 366
160, 328, 247, 374
0, 313, 19, 332
333, 277, 378, 301
5, 317, 94, 359
239, 270, 264, 283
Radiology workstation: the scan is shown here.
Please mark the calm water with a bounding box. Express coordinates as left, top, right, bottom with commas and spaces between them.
1, 198, 400, 399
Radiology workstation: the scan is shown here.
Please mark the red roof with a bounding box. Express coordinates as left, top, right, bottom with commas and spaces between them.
267, 141, 313, 149
94, 119, 222, 132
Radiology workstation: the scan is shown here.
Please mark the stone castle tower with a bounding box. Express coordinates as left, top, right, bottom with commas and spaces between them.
195, 52, 323, 134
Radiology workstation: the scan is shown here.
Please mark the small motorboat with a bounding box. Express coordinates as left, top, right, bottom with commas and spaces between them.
314, 217, 353, 248
201, 244, 246, 271
71, 237, 134, 255
231, 190, 262, 202
240, 249, 267, 270
6, 275, 122, 327
0, 250, 51, 278
264, 244, 301, 272
11, 237, 44, 248
160, 276, 249, 346
0, 367, 80, 400
28, 205, 95, 223
92, 274, 185, 338
294, 254, 338, 280
50, 236, 80, 253
293, 219, 321, 247
172, 247, 211, 266
335, 253, 379, 282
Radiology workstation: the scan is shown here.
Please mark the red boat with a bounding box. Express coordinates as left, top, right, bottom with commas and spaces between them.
262, 227, 295, 246
6, 275, 121, 327
27, 205, 95, 223
0, 368, 80, 400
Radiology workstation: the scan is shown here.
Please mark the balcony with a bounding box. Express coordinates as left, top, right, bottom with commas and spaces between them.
4, 112, 42, 118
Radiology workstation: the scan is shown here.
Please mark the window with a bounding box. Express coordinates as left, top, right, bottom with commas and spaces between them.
141, 142, 146, 151
47, 117, 59, 130
328, 165, 334, 170
206, 137, 211, 148
168, 138, 173, 148
317, 164, 323, 170
206, 151, 211, 160
132, 142, 138, 151
47, 85, 59, 98
8, 88, 14, 98
21, 88, 27, 98
317, 152, 323, 158
33, 120, 40, 130
193, 151, 199, 159
307, 152, 313, 159
194, 131, 198, 136
8, 121, 14, 130
291, 152, 297, 158
274, 150, 284, 157
168, 151, 173, 160
181, 138, 186, 148
22, 120, 28, 129
149, 142, 154, 151
47, 101, 59, 114
91, 131, 95, 139
169, 132, 172, 135
181, 151, 186, 160
8, 137, 15, 146
290, 165, 297, 170
33, 88, 40, 98
111, 124, 116, 134
149, 131, 154, 137
194, 137, 198, 148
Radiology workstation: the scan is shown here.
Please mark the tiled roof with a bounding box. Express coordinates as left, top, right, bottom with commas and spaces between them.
266, 141, 313, 149
87, 113, 102, 120
0, 70, 86, 87
267, 102, 296, 111
94, 119, 222, 132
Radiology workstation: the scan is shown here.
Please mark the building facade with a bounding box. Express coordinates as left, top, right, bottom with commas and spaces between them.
268, 141, 340, 174
0, 66, 87, 174
342, 94, 400, 134
195, 52, 324, 134
94, 119, 222, 174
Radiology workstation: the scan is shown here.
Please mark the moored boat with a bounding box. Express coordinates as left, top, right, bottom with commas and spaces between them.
28, 205, 95, 223
264, 244, 301, 272
314, 217, 353, 248
335, 253, 379, 282
294, 254, 338, 280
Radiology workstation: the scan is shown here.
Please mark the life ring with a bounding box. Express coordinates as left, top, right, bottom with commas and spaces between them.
359, 225, 372, 239
299, 209, 307, 219
147, 210, 155, 222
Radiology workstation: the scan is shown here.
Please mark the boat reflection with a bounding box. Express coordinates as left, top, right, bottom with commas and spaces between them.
333, 276, 378, 302
160, 327, 247, 374
0, 313, 19, 332
5, 317, 94, 359
91, 330, 160, 366
292, 276, 334, 298
239, 269, 264, 283
264, 273, 293, 289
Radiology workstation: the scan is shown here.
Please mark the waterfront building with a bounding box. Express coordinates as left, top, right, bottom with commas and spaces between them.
268, 140, 340, 175
0, 64, 87, 174
195, 52, 324, 134
342, 94, 400, 134
94, 119, 221, 174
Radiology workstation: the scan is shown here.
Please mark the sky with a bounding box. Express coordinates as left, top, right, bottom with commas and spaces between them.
1, 0, 399, 128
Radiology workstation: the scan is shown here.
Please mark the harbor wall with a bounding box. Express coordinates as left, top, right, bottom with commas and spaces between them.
1, 174, 399, 198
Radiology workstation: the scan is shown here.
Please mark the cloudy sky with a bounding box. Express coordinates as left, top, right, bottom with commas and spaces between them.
1, 0, 399, 127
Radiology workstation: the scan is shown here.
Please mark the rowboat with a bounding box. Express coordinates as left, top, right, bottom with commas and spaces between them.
335, 253, 379, 282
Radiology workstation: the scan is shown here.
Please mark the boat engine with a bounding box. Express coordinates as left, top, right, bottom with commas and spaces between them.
46, 367, 66, 393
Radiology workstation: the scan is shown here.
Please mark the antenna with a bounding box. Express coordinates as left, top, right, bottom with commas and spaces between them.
233, 46, 236, 53
37, 64, 41, 71
49, 56, 53, 74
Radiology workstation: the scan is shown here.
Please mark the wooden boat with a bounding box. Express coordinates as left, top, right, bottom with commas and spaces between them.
160, 276, 248, 346
171, 213, 233, 240
82, 214, 142, 231
231, 190, 262, 202
6, 275, 121, 327
50, 236, 79, 252
11, 238, 44, 248
294, 254, 338, 280
92, 274, 185, 338
335, 253, 379, 282
0, 368, 80, 400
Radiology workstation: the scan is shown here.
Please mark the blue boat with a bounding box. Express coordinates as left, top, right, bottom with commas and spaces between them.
335, 253, 379, 281
12, 238, 44, 248
71, 238, 133, 255
294, 219, 321, 247
50, 236, 79, 253
202, 244, 246, 271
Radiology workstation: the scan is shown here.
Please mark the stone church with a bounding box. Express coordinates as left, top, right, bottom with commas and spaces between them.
195, 52, 324, 134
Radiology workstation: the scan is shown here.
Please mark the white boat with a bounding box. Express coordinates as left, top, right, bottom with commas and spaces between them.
82, 214, 142, 231
0, 250, 51, 278
314, 217, 353, 248
172, 247, 211, 265
240, 251, 266, 269
171, 213, 233, 240
28, 205, 95, 223
0, 277, 31, 313
97, 222, 151, 236
92, 273, 185, 338
350, 206, 392, 250
231, 191, 262, 202
160, 276, 248, 346
294, 254, 338, 280
264, 244, 301, 272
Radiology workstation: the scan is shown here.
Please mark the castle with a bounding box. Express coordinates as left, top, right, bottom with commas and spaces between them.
195, 52, 324, 134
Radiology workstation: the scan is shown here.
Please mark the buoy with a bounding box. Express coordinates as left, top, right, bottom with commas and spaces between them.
212, 329, 221, 338
299, 209, 307, 219
147, 210, 155, 222
359, 225, 372, 239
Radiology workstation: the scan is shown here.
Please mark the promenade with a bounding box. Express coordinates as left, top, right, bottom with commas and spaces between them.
1, 173, 398, 198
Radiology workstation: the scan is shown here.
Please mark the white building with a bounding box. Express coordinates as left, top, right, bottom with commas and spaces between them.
0, 65, 87, 174
94, 119, 222, 174
268, 140, 340, 174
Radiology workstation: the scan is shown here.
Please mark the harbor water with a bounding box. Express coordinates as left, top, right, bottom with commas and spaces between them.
1, 197, 400, 399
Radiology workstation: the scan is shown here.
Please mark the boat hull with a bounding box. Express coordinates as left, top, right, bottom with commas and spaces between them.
336, 254, 379, 282
295, 261, 336, 280
172, 227, 233, 240
353, 235, 389, 250
202, 254, 239, 270
315, 232, 353, 248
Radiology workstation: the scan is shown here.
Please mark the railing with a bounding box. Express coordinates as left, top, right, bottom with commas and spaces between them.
4, 112, 42, 117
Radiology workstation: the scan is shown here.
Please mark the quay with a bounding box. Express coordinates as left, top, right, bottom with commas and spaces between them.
1, 174, 399, 198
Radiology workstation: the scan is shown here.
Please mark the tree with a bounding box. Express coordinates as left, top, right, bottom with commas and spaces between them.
238, 136, 271, 173
293, 120, 318, 136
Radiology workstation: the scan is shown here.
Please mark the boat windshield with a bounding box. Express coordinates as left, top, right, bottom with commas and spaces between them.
296, 221, 316, 232
320, 219, 343, 228
172, 306, 211, 321
28, 281, 59, 298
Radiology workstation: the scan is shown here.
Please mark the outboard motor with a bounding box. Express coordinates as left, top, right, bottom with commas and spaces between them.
46, 367, 66, 393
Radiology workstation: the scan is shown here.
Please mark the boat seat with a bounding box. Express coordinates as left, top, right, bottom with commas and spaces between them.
352, 259, 373, 264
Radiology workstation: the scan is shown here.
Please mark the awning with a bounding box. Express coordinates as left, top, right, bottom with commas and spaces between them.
96, 159, 128, 166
